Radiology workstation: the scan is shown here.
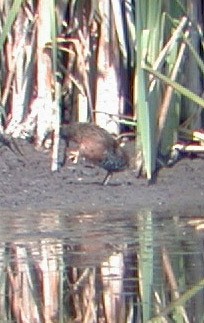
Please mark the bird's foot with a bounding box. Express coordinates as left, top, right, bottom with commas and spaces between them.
69, 150, 79, 164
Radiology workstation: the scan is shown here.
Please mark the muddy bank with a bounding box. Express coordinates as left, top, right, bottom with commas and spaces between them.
0, 139, 203, 214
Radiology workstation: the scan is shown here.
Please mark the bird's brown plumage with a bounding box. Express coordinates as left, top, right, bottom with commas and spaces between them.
60, 122, 129, 185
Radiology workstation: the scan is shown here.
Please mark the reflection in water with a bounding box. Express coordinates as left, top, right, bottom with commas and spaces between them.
0, 209, 203, 322
0, 210, 140, 323
2, 241, 138, 322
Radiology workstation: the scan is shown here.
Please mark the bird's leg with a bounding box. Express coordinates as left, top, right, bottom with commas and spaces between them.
60, 137, 69, 166
102, 172, 113, 186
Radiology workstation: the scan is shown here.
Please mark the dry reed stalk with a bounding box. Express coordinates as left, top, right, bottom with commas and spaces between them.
157, 30, 189, 146
162, 247, 190, 323
101, 253, 125, 323
83, 270, 96, 323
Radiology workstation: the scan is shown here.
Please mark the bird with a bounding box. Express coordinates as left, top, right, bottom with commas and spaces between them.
60, 122, 129, 185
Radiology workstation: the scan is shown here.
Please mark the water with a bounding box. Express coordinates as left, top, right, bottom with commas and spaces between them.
0, 208, 203, 322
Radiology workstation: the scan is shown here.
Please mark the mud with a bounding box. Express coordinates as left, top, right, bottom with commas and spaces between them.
0, 139, 203, 214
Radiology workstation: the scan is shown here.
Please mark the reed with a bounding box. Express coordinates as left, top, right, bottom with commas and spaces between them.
135, 0, 204, 178
0, 1, 203, 175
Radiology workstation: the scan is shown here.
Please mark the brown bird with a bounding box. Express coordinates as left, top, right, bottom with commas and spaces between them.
60, 122, 129, 185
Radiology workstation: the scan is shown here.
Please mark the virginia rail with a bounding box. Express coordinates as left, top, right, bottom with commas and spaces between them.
60, 122, 129, 185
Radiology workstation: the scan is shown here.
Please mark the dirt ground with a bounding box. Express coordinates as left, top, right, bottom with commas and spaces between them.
0, 138, 203, 215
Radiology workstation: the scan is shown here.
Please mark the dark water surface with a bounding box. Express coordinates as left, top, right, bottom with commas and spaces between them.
0, 208, 203, 322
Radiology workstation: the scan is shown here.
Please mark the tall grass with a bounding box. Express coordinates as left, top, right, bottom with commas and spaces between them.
135, 0, 163, 180
135, 0, 204, 178
0, 0, 203, 176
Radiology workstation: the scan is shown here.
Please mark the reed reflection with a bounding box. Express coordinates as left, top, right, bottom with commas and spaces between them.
0, 209, 203, 322
2, 238, 138, 323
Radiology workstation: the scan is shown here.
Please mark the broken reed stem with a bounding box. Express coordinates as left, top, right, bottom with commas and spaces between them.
83, 270, 96, 323
157, 30, 189, 146
149, 16, 188, 92
162, 247, 190, 323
